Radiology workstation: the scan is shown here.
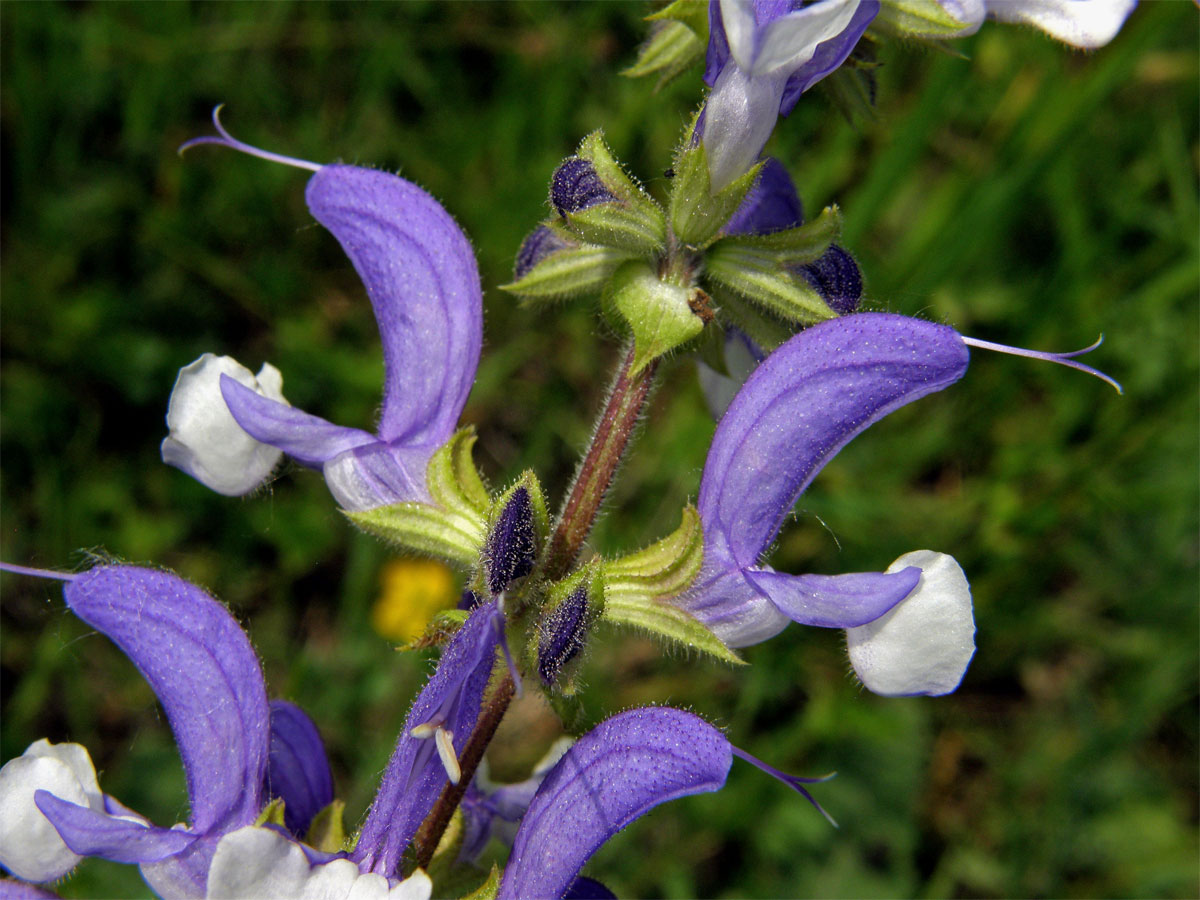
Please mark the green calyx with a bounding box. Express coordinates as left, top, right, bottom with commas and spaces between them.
254, 797, 287, 830
403, 608, 469, 651
609, 260, 710, 375
346, 428, 489, 567
562, 132, 666, 255
602, 506, 743, 666
480, 471, 550, 602
669, 140, 762, 249
713, 204, 842, 266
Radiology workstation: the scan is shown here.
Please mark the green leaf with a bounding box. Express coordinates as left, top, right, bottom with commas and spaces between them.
305, 799, 348, 854
623, 19, 705, 92
603, 507, 744, 665
608, 260, 707, 374
501, 240, 633, 303
706, 241, 836, 325
669, 141, 762, 248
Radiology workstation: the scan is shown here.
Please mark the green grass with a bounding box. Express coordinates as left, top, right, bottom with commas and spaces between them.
2, 3, 1196, 898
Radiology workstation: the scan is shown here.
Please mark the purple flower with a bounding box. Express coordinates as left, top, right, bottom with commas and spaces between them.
701, 0, 879, 190
0, 564, 429, 898
922, 0, 1136, 48
163, 110, 482, 512
679, 313, 979, 695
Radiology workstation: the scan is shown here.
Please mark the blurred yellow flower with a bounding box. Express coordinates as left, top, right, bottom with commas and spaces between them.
371, 558, 459, 642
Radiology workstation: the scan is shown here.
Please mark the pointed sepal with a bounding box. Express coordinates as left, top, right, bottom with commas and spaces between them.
460, 864, 501, 900
502, 239, 634, 304
603, 507, 743, 666
304, 799, 348, 854
669, 140, 762, 249
623, 17, 705, 91
873, 0, 979, 39
713, 205, 842, 266
706, 240, 836, 325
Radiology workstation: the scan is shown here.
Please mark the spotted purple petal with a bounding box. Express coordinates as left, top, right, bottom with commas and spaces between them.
265, 701, 334, 838
62, 567, 269, 836
497, 707, 731, 900
304, 165, 482, 450
352, 601, 501, 877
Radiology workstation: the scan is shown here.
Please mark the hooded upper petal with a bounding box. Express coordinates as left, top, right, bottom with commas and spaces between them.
699, 313, 970, 570
304, 165, 482, 449
352, 602, 501, 877
265, 701, 335, 838
61, 567, 270, 836
497, 707, 731, 900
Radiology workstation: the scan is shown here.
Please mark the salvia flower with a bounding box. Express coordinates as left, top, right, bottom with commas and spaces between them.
702, 0, 880, 191
679, 313, 977, 695
163, 108, 482, 512
0, 564, 436, 899
909, 0, 1137, 48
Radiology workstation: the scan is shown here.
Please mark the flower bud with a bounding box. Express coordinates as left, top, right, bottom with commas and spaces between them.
514, 225, 574, 280
551, 158, 616, 217
483, 474, 549, 597
535, 565, 604, 689
799, 245, 862, 315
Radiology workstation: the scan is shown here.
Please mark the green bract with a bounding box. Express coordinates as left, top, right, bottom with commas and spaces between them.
669, 141, 762, 248
609, 260, 709, 374
602, 507, 743, 666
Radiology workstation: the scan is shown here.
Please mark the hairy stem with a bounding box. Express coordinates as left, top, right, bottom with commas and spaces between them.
409, 345, 657, 870
411, 672, 516, 871
543, 343, 658, 581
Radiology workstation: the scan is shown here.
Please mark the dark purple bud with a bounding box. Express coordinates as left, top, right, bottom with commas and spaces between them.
799, 245, 862, 314
551, 158, 616, 217
485, 486, 538, 596
537, 583, 590, 686
514, 225, 572, 280
565, 877, 617, 899
458, 588, 483, 611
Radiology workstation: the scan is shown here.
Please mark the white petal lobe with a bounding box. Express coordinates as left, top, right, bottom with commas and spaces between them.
0, 740, 101, 882
161, 353, 288, 496
846, 550, 975, 697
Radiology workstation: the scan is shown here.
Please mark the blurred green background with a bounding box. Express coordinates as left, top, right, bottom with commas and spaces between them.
2, 2, 1196, 898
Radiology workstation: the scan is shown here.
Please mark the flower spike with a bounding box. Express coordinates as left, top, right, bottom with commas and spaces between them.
178, 105, 321, 172
961, 333, 1123, 394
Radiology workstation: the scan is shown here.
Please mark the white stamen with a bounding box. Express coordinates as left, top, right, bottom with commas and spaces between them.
434, 727, 461, 784
961, 333, 1123, 394
408, 715, 443, 740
